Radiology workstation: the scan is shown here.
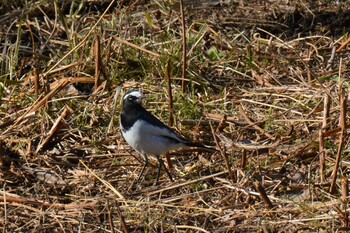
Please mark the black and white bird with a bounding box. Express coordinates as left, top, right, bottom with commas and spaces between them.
120, 90, 213, 183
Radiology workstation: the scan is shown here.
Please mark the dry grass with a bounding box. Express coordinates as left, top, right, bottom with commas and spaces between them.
1, 0, 350, 232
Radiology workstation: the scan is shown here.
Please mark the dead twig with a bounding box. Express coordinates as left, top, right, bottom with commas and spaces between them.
319, 94, 331, 182
116, 201, 129, 233
0, 193, 98, 210
33, 67, 39, 96
179, 0, 187, 93
337, 36, 350, 52
35, 105, 73, 153
145, 171, 227, 196
80, 160, 125, 200
42, 0, 118, 78
341, 176, 348, 227
95, 34, 101, 89
254, 182, 274, 209
238, 105, 275, 140
209, 121, 234, 181
330, 80, 347, 194
165, 61, 174, 169
113, 36, 160, 58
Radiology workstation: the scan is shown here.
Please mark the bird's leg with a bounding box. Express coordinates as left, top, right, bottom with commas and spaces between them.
136, 153, 148, 183
156, 157, 174, 182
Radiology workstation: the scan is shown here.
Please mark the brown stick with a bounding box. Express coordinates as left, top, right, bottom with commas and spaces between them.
319, 130, 325, 183
0, 195, 98, 210
241, 150, 247, 169
209, 122, 234, 181
12, 79, 70, 127
113, 36, 160, 58
42, 0, 117, 78
330, 85, 347, 194
146, 171, 227, 196
179, 0, 187, 93
45, 62, 81, 76
337, 37, 350, 52
35, 105, 73, 153
95, 34, 101, 89
33, 67, 39, 96
106, 199, 116, 233
319, 94, 331, 182
238, 105, 275, 140
255, 182, 274, 209
322, 94, 331, 130
165, 61, 174, 169
3, 77, 95, 134
341, 176, 349, 227
116, 201, 129, 233
166, 62, 174, 126
342, 176, 349, 209
216, 114, 227, 134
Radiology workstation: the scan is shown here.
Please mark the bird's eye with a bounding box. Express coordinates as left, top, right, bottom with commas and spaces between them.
128, 96, 133, 100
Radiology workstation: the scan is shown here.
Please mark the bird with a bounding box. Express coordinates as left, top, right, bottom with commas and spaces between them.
119, 89, 214, 183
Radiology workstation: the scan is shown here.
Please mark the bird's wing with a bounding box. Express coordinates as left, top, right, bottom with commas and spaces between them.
140, 109, 188, 143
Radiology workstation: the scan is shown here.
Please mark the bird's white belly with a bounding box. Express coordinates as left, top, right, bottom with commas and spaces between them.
122, 120, 184, 156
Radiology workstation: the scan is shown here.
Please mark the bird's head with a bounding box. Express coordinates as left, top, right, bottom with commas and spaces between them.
122, 90, 146, 108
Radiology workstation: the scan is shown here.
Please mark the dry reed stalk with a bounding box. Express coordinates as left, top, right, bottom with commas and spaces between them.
341, 176, 349, 227
337, 37, 350, 52
165, 61, 174, 169
241, 150, 247, 169
330, 82, 347, 194
319, 94, 331, 182
165, 62, 174, 127
106, 200, 116, 233
43, 62, 81, 76
35, 105, 73, 153
176, 225, 210, 233
255, 182, 274, 209
179, 0, 187, 93
220, 180, 292, 203
33, 67, 39, 96
80, 160, 125, 200
209, 121, 234, 181
108, 86, 122, 133
94, 34, 101, 89
319, 129, 325, 182
146, 171, 227, 196
205, 113, 240, 123
215, 114, 227, 134
113, 36, 160, 58
0, 141, 4, 168
9, 78, 70, 129
238, 105, 275, 140
5, 76, 95, 134
116, 201, 129, 233
42, 0, 118, 78
0, 194, 98, 210
160, 185, 226, 203
240, 98, 303, 116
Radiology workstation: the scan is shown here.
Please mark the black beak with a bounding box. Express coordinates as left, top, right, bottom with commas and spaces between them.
137, 95, 146, 104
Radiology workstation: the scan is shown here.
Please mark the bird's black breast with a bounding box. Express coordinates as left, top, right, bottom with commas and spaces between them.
120, 111, 139, 131
120, 106, 143, 131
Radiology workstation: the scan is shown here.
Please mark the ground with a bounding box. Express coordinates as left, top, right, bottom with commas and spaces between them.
1, 0, 350, 232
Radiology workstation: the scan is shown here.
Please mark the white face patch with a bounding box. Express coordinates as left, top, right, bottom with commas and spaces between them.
123, 90, 144, 100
